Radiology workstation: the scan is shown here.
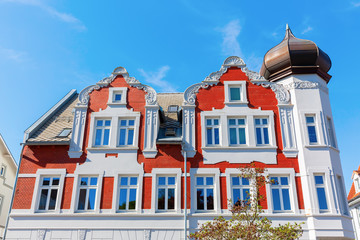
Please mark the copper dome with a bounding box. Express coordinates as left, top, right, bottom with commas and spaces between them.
260, 25, 332, 82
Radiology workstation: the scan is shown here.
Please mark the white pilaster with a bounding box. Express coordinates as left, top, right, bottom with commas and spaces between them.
182, 106, 196, 157
68, 106, 87, 158
143, 105, 160, 158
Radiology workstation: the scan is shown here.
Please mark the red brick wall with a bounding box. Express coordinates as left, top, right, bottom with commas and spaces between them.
220, 176, 228, 209
101, 177, 114, 209
61, 177, 74, 209
142, 177, 152, 209
13, 178, 35, 209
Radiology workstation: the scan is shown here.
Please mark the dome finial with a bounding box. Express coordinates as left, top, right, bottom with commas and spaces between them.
286, 23, 289, 30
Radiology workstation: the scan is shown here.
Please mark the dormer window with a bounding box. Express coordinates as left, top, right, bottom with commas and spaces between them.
108, 87, 127, 105
224, 81, 248, 104
58, 128, 71, 137
168, 105, 178, 112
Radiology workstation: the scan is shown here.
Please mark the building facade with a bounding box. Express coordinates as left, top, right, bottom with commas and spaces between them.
0, 134, 17, 239
348, 166, 360, 239
6, 27, 354, 239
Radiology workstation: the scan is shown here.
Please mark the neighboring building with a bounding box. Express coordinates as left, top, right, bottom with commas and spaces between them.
0, 134, 17, 239
6, 26, 354, 239
348, 166, 360, 239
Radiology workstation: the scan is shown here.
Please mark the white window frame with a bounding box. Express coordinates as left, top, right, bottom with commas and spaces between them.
117, 118, 136, 147
326, 116, 337, 148
314, 174, 329, 213
190, 168, 221, 213
300, 111, 326, 147
228, 117, 248, 146
92, 119, 112, 147
205, 118, 221, 146
112, 170, 144, 213
70, 170, 104, 213
254, 117, 270, 146
265, 168, 299, 214
108, 87, 128, 105
224, 81, 248, 105
36, 176, 61, 212
225, 169, 253, 211
151, 168, 182, 213
31, 169, 66, 213
155, 175, 177, 211
0, 164, 5, 177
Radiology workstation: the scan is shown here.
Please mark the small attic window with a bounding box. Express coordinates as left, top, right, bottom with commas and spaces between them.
168, 105, 178, 113
58, 128, 72, 137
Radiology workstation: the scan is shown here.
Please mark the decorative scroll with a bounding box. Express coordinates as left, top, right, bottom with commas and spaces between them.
183, 56, 267, 105
37, 230, 46, 240
78, 67, 157, 106
283, 80, 318, 90
254, 82, 291, 105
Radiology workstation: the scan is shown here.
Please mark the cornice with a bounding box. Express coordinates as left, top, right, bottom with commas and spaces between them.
183, 56, 267, 106
77, 67, 157, 107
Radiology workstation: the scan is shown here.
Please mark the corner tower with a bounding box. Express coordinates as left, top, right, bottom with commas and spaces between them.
260, 25, 353, 239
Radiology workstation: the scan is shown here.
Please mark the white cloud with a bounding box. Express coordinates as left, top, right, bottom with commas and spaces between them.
0, 0, 86, 31
0, 47, 27, 62
301, 26, 313, 34
351, 2, 360, 7
218, 19, 242, 57
138, 66, 177, 93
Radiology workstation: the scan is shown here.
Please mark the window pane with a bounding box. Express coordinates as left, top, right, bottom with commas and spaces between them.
80, 177, 88, 186
130, 177, 137, 185
129, 120, 135, 126
52, 178, 60, 186
255, 119, 260, 125
233, 189, 240, 204
271, 177, 278, 185
90, 177, 98, 186
120, 177, 128, 186
206, 177, 213, 185
168, 177, 175, 185
95, 129, 102, 145
129, 189, 137, 210
48, 189, 58, 210
232, 177, 240, 186
197, 189, 204, 210
238, 119, 245, 125
115, 94, 122, 101
206, 119, 212, 125
262, 119, 268, 125
207, 128, 212, 145
229, 119, 236, 125
229, 128, 237, 144
272, 189, 281, 211
119, 189, 127, 210
103, 129, 110, 145
317, 188, 328, 210
308, 126, 317, 143
87, 189, 96, 210
280, 177, 288, 185
158, 188, 165, 210
243, 188, 250, 201
306, 116, 314, 123
120, 120, 127, 126
38, 189, 48, 210
196, 177, 204, 186
315, 175, 324, 185
230, 87, 241, 101
282, 189, 291, 210
127, 129, 134, 145
105, 120, 111, 126
119, 129, 126, 145
242, 177, 249, 186
214, 119, 219, 125
256, 128, 262, 144
96, 120, 103, 127
168, 188, 175, 210
158, 177, 166, 185
214, 128, 219, 145
263, 128, 269, 144
206, 189, 214, 210
239, 128, 246, 144
77, 189, 86, 210
43, 178, 50, 186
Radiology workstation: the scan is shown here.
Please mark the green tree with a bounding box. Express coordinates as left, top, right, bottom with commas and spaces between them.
190, 164, 303, 240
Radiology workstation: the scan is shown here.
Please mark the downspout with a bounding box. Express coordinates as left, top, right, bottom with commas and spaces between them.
3, 143, 25, 239
184, 150, 188, 239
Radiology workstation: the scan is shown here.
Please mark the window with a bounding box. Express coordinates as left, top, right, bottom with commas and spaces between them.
108, 87, 127, 105
168, 105, 179, 112
270, 176, 291, 211
114, 93, 122, 102
314, 175, 328, 211
306, 115, 318, 144
118, 119, 135, 146
118, 176, 138, 211
77, 176, 98, 211
94, 119, 111, 146
231, 176, 250, 206
37, 176, 60, 211
230, 87, 241, 101
195, 176, 214, 210
206, 118, 220, 146
0, 165, 5, 177
255, 118, 269, 145
229, 118, 246, 145
157, 176, 176, 211
224, 81, 247, 104
327, 117, 336, 148
58, 128, 71, 137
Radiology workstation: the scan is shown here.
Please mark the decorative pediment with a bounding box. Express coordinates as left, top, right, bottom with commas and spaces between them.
183, 56, 267, 106
78, 67, 157, 107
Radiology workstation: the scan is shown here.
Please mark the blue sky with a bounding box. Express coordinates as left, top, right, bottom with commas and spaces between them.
0, 0, 359, 192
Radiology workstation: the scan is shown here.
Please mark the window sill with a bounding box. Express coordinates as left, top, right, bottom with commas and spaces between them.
107, 102, 127, 106
87, 147, 139, 151
202, 146, 277, 150
224, 101, 248, 105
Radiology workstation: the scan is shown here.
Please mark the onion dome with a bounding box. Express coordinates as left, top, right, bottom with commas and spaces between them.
260, 25, 332, 83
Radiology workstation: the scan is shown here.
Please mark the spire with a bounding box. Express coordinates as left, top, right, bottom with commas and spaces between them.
284, 24, 295, 39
